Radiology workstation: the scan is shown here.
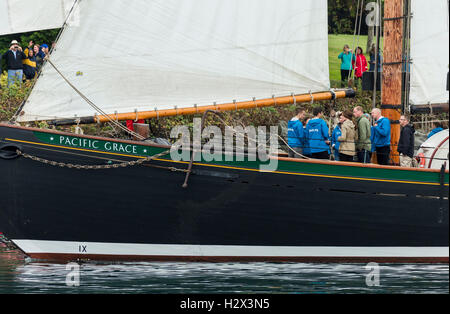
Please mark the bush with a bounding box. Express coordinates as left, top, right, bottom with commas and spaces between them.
0, 72, 34, 122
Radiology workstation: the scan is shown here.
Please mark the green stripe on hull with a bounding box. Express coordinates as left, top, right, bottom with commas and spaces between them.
33, 131, 449, 185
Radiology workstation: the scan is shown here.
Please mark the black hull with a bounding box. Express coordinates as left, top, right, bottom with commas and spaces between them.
0, 125, 448, 263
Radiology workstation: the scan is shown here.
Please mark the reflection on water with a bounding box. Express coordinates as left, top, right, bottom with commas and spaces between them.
0, 249, 448, 294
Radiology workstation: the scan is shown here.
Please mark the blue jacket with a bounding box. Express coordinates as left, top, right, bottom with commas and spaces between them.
305, 118, 330, 154
287, 117, 304, 148
371, 116, 391, 149
427, 127, 444, 139
338, 52, 356, 70
302, 126, 311, 156
331, 125, 342, 153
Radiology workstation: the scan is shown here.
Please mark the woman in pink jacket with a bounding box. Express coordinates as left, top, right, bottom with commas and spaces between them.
352, 47, 368, 88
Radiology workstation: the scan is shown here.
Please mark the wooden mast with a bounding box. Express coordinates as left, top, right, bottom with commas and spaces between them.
382, 0, 404, 165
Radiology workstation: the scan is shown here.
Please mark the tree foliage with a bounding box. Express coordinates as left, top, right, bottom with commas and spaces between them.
0, 29, 60, 55
328, 0, 384, 35
0, 29, 60, 71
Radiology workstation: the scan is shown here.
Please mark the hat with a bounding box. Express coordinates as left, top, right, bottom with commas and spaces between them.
343, 110, 353, 120
10, 40, 19, 46
41, 44, 48, 48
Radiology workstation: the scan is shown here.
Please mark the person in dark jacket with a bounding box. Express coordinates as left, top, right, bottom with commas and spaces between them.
305, 106, 331, 160
22, 48, 37, 81
25, 43, 45, 72
398, 115, 416, 168
34, 44, 45, 70
3, 40, 27, 87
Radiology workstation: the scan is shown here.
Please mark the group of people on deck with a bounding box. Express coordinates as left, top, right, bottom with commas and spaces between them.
1, 40, 51, 87
288, 106, 397, 166
288, 106, 447, 167
338, 44, 382, 87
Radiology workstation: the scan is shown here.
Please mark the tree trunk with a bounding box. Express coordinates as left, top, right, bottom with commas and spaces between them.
367, 25, 374, 55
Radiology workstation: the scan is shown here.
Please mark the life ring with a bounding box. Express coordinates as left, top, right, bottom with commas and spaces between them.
417, 153, 426, 168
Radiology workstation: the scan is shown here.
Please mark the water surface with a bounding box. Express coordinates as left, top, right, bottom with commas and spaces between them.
0, 248, 448, 294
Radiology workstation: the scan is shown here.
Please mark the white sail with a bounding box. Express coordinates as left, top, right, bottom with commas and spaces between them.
409, 0, 449, 106
18, 0, 330, 122
0, 0, 75, 35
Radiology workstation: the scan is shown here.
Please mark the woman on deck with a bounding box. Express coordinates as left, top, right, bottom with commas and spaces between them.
337, 110, 356, 162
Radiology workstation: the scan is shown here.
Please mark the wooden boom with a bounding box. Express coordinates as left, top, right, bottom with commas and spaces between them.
49, 89, 356, 126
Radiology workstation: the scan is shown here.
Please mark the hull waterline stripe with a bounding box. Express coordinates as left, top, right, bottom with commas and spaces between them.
5, 138, 448, 187
13, 240, 449, 257
12, 240, 449, 263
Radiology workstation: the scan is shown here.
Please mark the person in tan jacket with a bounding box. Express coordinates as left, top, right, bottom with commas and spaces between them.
337, 110, 356, 162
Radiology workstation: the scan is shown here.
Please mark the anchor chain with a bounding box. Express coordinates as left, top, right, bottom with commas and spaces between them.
16, 149, 171, 170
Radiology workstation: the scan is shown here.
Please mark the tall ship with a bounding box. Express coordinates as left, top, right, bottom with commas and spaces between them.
0, 0, 448, 263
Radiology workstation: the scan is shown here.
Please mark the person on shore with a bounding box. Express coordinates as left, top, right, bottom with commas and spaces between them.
353, 106, 372, 163
40, 44, 50, 57
352, 47, 368, 88
287, 107, 306, 158
331, 113, 344, 161
371, 108, 391, 165
337, 110, 356, 162
33, 44, 45, 71
427, 122, 444, 139
398, 115, 416, 168
2, 40, 27, 87
369, 44, 383, 72
23, 41, 34, 56
22, 48, 37, 81
306, 106, 331, 160
338, 45, 355, 87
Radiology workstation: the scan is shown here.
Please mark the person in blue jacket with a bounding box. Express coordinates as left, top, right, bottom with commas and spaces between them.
306, 106, 331, 160
302, 117, 312, 158
331, 113, 344, 161
427, 122, 444, 139
287, 107, 306, 158
371, 108, 391, 165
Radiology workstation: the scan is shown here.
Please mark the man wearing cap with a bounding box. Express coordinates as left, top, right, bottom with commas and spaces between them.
40, 44, 50, 57
2, 40, 27, 87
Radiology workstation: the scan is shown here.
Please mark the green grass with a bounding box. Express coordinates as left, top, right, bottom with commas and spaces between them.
328, 34, 383, 86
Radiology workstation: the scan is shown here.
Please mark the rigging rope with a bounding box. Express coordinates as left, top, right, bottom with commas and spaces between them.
351, 0, 365, 82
